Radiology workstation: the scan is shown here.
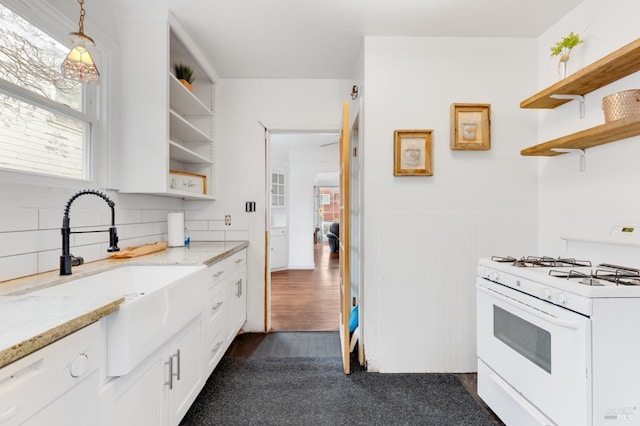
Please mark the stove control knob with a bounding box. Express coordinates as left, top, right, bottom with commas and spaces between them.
482, 268, 490, 279
558, 292, 568, 305
543, 287, 553, 300
490, 271, 500, 282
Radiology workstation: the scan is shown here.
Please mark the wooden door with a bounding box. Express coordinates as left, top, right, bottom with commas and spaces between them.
339, 101, 351, 374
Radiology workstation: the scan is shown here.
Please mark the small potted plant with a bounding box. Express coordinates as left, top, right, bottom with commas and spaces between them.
550, 32, 585, 79
174, 63, 195, 92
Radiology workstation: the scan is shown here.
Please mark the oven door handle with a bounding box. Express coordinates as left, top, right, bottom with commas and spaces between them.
477, 285, 581, 330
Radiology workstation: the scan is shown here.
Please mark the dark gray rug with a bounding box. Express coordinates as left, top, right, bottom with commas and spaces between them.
180, 357, 495, 426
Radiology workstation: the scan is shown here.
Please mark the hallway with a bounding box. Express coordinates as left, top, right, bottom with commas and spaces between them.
270, 242, 340, 331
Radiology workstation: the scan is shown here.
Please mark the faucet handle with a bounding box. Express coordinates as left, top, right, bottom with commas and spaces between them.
108, 226, 120, 252
60, 254, 83, 275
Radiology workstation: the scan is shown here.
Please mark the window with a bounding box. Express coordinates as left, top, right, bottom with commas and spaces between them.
319, 187, 339, 222
0, 2, 97, 180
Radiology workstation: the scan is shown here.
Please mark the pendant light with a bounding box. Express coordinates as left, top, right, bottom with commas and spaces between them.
60, 0, 100, 84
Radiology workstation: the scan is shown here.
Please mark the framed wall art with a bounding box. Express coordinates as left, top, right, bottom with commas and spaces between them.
451, 103, 491, 150
393, 130, 433, 176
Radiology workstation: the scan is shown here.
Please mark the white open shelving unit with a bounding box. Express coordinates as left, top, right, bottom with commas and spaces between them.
118, 9, 218, 200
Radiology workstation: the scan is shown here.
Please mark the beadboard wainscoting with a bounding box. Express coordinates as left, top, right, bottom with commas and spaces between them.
374, 209, 537, 373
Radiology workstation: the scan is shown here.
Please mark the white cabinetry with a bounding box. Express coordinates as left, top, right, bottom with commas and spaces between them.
228, 264, 247, 336
116, 6, 217, 199
271, 172, 286, 207
270, 227, 287, 270
202, 249, 247, 376
166, 317, 202, 425
101, 316, 202, 426
202, 259, 229, 376
0, 322, 100, 426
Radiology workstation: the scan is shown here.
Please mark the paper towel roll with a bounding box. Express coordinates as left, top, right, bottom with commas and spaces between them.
167, 212, 185, 247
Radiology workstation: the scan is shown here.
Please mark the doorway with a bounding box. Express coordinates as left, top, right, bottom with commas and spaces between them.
268, 132, 340, 331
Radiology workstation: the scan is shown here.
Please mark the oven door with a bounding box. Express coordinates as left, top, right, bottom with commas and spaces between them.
476, 279, 591, 426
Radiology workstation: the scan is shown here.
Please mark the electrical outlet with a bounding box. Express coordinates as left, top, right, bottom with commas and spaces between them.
245, 201, 256, 212
224, 215, 231, 226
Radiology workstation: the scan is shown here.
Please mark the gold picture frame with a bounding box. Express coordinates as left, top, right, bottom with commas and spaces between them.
393, 130, 433, 176
451, 103, 491, 150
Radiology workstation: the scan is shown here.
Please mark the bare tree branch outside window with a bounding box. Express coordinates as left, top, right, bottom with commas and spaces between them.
0, 3, 87, 179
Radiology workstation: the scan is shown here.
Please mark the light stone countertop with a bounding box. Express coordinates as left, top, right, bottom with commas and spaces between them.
0, 241, 248, 369
0, 296, 123, 368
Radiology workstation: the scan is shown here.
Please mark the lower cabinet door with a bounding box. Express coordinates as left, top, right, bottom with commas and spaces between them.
167, 316, 203, 426
100, 316, 202, 426
100, 356, 165, 426
270, 233, 287, 270
24, 372, 99, 426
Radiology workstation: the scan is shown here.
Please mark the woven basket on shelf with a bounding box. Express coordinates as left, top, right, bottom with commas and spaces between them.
602, 89, 640, 123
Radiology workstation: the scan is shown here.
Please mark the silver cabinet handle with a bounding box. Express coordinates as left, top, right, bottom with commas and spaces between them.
235, 259, 242, 264
213, 270, 224, 278
174, 349, 181, 382
165, 358, 173, 389
211, 301, 224, 312
165, 349, 181, 389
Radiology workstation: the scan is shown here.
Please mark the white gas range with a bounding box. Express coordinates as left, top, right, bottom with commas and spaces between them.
476, 224, 640, 426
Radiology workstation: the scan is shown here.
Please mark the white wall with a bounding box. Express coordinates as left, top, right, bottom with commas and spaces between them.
211, 79, 354, 331
362, 37, 540, 372
536, 0, 640, 257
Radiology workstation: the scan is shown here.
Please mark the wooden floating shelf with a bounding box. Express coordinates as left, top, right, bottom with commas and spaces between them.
520, 38, 640, 109
521, 116, 640, 156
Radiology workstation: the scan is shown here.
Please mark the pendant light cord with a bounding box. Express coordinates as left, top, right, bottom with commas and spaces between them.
78, 0, 86, 35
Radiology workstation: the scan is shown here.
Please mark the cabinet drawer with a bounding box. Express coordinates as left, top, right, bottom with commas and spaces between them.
227, 250, 246, 270
207, 261, 227, 289
204, 329, 226, 372
0, 322, 100, 426
206, 286, 225, 325
271, 227, 287, 236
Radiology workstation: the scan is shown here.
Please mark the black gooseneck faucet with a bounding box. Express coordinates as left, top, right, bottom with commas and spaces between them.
60, 189, 120, 275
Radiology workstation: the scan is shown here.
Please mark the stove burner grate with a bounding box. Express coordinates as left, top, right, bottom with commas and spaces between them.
549, 269, 604, 286
548, 264, 640, 286
595, 264, 640, 286
492, 255, 591, 268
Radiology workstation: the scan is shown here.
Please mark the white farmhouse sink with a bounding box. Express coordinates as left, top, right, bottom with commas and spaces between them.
31, 265, 206, 376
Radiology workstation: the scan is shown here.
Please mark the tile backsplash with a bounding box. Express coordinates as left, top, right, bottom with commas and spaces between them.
0, 187, 248, 283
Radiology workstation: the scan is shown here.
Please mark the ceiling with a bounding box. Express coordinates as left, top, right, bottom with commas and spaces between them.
270, 132, 340, 160
167, 0, 583, 79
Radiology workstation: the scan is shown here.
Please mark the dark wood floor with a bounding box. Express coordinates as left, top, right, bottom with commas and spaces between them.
270, 241, 339, 331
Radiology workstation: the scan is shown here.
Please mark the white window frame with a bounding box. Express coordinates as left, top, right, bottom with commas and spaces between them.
0, 0, 116, 190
